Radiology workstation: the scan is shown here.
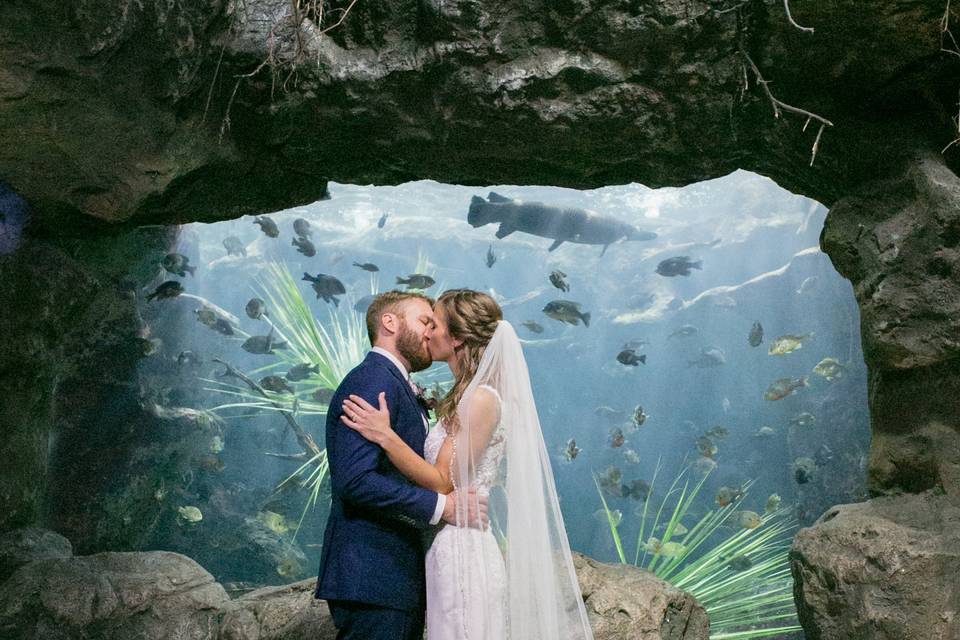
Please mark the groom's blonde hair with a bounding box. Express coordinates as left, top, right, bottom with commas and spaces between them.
434, 289, 502, 432
366, 290, 435, 345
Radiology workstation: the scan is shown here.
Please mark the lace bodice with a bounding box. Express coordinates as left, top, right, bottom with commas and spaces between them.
424, 384, 505, 491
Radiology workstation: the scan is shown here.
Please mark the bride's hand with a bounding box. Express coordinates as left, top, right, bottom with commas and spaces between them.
340, 392, 396, 447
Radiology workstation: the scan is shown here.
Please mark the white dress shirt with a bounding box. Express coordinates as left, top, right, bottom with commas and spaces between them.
370, 347, 446, 525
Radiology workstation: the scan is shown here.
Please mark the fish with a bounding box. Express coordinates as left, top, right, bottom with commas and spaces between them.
625, 479, 651, 502
812, 357, 845, 381
726, 555, 753, 572
768, 333, 814, 356
303, 272, 347, 306
257, 510, 291, 535
594, 406, 624, 420
354, 294, 377, 313
276, 558, 302, 577
542, 300, 590, 327
659, 522, 688, 536
765, 493, 782, 514
697, 436, 718, 459
643, 537, 662, 554
242, 329, 282, 355
748, 321, 763, 347
722, 397, 731, 414
292, 236, 316, 257
716, 486, 743, 508
656, 256, 702, 277
136, 337, 162, 356
793, 457, 817, 484
222, 236, 247, 257
253, 215, 279, 238
790, 411, 817, 428
598, 466, 623, 496
286, 363, 320, 381
609, 427, 626, 448
396, 274, 436, 290
312, 388, 335, 404
704, 426, 729, 440
486, 245, 496, 268
353, 262, 379, 272
658, 541, 686, 558
796, 276, 819, 295
622, 339, 649, 350
162, 253, 196, 277
632, 405, 648, 428
668, 324, 698, 339
259, 375, 294, 394
594, 508, 622, 527
377, 213, 388, 228
736, 510, 762, 529
692, 456, 717, 476
623, 448, 640, 464
177, 506, 203, 524
616, 349, 646, 366
763, 376, 809, 401
330, 251, 345, 265
521, 320, 544, 334
146, 280, 184, 302
245, 297, 268, 320
814, 444, 834, 467
549, 270, 570, 292
687, 346, 726, 368
209, 435, 224, 454
293, 218, 312, 238
560, 438, 581, 462
211, 318, 235, 335
177, 350, 201, 367
753, 426, 776, 438
468, 192, 656, 255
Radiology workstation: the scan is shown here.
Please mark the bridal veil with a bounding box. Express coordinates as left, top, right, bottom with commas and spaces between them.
449, 319, 593, 639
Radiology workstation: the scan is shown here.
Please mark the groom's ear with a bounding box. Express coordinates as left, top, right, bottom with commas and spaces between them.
380, 311, 398, 335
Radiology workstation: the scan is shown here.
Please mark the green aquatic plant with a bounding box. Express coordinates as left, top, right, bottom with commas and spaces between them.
594, 461, 802, 639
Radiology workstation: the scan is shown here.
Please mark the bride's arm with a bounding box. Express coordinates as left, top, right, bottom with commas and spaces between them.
341, 388, 500, 493
341, 392, 453, 494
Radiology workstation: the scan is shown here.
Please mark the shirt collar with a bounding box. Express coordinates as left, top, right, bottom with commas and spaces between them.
371, 346, 410, 380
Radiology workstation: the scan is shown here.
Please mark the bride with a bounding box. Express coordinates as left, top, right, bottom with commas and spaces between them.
340, 289, 593, 640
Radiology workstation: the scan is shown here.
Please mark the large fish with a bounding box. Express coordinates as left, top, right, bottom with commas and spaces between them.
468, 192, 656, 255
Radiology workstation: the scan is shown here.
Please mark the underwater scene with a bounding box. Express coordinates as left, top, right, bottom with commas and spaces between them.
127, 171, 869, 638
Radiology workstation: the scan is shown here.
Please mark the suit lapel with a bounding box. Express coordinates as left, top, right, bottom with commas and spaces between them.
366, 351, 428, 433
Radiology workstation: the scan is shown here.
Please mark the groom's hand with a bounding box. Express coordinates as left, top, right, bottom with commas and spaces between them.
441, 487, 489, 529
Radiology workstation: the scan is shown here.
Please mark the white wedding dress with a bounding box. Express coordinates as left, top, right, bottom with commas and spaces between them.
424, 384, 507, 640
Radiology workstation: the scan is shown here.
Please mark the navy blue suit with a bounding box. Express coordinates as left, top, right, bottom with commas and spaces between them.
315, 351, 438, 638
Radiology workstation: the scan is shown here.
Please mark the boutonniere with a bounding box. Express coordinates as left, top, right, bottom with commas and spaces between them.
411, 380, 437, 414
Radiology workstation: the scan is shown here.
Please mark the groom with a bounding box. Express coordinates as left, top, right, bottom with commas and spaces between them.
314, 290, 486, 639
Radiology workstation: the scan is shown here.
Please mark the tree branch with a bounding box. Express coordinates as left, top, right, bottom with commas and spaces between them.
783, 0, 815, 34
739, 49, 834, 166
212, 358, 322, 457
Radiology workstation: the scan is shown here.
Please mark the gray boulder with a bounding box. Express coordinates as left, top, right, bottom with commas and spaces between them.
0, 550, 229, 640
791, 491, 960, 639
574, 552, 710, 639
219, 580, 337, 640
0, 527, 72, 584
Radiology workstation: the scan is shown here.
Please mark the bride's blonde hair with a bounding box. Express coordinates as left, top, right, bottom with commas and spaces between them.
434, 289, 502, 433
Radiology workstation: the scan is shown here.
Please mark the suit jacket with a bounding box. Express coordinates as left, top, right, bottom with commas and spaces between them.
314, 351, 438, 611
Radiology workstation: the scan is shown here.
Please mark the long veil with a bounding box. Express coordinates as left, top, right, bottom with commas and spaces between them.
451, 320, 593, 639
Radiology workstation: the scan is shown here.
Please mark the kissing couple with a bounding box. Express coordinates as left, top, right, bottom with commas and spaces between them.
315, 288, 593, 640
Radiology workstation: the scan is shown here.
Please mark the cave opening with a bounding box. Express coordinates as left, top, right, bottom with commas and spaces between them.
36, 170, 864, 637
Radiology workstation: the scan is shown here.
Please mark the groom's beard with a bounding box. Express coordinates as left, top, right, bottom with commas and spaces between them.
396, 320, 432, 372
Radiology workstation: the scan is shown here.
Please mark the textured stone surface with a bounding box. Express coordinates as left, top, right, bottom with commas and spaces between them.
1, 1, 959, 231
574, 552, 710, 640
821, 152, 960, 499
0, 531, 705, 639
0, 550, 230, 640
0, 527, 72, 584
791, 492, 960, 640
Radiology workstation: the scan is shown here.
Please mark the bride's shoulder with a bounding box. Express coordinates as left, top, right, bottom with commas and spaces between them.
475, 383, 502, 404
